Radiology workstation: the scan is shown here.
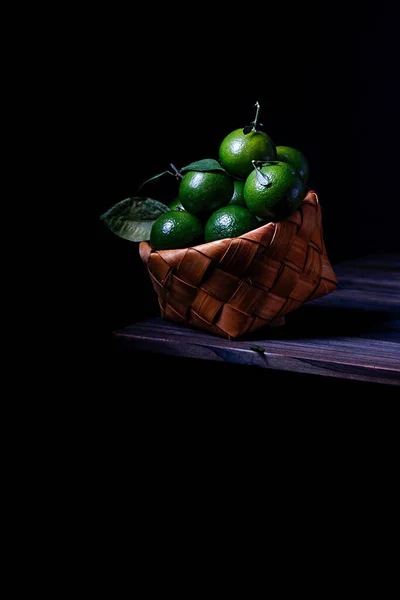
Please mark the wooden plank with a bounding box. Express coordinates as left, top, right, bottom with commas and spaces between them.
114, 255, 400, 386
115, 319, 399, 386
332, 254, 400, 270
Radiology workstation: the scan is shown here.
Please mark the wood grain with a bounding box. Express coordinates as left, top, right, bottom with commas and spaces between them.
114, 255, 400, 386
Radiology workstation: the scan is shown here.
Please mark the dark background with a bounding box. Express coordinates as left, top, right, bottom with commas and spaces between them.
94, 4, 398, 357
84, 6, 400, 541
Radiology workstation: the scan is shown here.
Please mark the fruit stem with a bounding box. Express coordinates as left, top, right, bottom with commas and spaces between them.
169, 163, 183, 180
252, 101, 261, 131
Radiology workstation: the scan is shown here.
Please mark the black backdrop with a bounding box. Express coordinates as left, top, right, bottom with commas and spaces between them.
94, 4, 398, 352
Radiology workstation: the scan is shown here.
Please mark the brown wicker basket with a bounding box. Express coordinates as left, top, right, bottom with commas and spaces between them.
139, 190, 338, 339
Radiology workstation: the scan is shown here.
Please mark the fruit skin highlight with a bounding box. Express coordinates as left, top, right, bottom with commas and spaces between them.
178, 171, 233, 216
244, 161, 305, 222
150, 210, 203, 250
219, 128, 276, 179
205, 205, 259, 242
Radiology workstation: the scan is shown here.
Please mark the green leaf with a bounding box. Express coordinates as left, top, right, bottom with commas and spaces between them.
180, 159, 227, 174
255, 169, 272, 187
138, 171, 172, 191
100, 197, 170, 242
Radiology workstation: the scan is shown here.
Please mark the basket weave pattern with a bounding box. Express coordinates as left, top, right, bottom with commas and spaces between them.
140, 191, 338, 339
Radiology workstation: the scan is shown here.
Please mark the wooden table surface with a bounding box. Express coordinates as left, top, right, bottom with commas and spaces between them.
114, 254, 400, 386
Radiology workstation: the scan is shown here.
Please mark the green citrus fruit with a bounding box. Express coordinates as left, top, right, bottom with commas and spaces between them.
244, 161, 305, 221
276, 145, 309, 183
228, 180, 245, 206
168, 198, 186, 211
205, 205, 259, 242
178, 171, 233, 216
219, 128, 276, 179
150, 210, 203, 250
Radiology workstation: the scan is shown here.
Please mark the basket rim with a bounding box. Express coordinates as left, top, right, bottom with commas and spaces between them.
140, 189, 319, 256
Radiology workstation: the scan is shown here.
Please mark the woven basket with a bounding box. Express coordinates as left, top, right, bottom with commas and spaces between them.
139, 190, 338, 339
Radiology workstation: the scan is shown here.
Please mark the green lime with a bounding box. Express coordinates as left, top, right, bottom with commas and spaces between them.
219, 128, 276, 179
205, 205, 258, 242
276, 145, 309, 183
244, 161, 305, 221
150, 211, 203, 250
178, 170, 233, 216
168, 198, 186, 211
228, 180, 245, 206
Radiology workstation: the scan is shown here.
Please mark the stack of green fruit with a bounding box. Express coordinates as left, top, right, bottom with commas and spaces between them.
101, 103, 310, 251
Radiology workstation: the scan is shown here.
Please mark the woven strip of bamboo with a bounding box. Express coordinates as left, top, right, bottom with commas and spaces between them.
140, 191, 338, 338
